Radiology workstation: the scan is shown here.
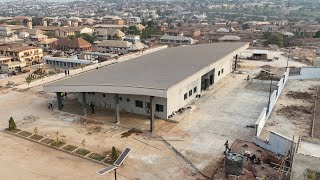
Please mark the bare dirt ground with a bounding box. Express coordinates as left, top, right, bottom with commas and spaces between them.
0, 89, 204, 180
238, 49, 307, 73
260, 80, 319, 140
212, 139, 281, 180
313, 88, 320, 138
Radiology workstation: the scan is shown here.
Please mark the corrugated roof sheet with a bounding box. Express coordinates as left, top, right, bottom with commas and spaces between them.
45, 42, 248, 90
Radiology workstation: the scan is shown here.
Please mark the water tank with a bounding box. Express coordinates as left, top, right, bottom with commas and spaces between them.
225, 153, 244, 176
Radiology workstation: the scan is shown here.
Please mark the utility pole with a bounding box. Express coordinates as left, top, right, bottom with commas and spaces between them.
267, 73, 273, 113
286, 51, 290, 69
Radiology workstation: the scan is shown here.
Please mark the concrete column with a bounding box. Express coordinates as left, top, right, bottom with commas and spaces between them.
81, 92, 87, 115
115, 94, 120, 124
150, 96, 155, 133
234, 55, 238, 71
56, 92, 63, 110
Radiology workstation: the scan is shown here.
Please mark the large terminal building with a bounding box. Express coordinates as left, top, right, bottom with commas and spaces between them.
44, 42, 249, 131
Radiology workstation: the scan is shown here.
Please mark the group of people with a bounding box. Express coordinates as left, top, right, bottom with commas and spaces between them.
64, 69, 70, 76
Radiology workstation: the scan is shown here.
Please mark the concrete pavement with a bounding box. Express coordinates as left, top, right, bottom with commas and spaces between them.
163, 74, 270, 176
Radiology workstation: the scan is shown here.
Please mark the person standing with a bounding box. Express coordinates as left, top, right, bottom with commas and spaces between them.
224, 140, 229, 153
64, 69, 67, 76
90, 102, 95, 114
67, 70, 70, 76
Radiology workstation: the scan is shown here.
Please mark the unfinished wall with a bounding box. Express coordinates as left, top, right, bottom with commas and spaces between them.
254, 68, 289, 136
253, 131, 293, 155
255, 107, 267, 136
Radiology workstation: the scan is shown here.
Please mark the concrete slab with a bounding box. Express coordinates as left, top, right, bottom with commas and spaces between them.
163, 74, 270, 176
299, 141, 320, 158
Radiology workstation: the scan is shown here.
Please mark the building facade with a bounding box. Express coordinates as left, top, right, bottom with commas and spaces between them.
44, 42, 248, 131
0, 46, 44, 65
96, 40, 132, 54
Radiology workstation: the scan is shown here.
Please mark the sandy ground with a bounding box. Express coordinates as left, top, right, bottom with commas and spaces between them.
238, 49, 307, 75
0, 89, 204, 180
260, 79, 319, 140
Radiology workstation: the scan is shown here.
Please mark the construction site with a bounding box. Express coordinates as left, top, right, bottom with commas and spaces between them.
1, 46, 320, 180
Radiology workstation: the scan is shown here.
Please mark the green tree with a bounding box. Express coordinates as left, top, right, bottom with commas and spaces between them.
263, 32, 272, 39
6, 21, 22, 25
128, 26, 141, 35
8, 117, 17, 131
238, 18, 245, 25
79, 33, 97, 44
26, 77, 32, 88
44, 32, 57, 38
111, 146, 119, 163
242, 24, 250, 30
265, 33, 283, 47
314, 31, 320, 38
68, 35, 76, 40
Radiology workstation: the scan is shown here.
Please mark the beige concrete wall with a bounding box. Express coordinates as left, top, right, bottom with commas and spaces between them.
166, 53, 235, 117
78, 92, 167, 119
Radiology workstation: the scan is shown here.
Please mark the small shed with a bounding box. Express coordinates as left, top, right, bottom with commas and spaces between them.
252, 50, 268, 60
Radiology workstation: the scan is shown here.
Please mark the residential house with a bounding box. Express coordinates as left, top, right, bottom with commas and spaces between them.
50, 38, 92, 51
218, 35, 241, 42
95, 28, 125, 41
74, 27, 93, 35
44, 56, 97, 69
26, 29, 44, 36
160, 30, 195, 45
217, 28, 230, 33
165, 29, 184, 36
37, 38, 58, 49
0, 46, 44, 66
124, 35, 141, 44
55, 28, 76, 38
160, 35, 195, 45
97, 40, 132, 54
129, 42, 148, 52
102, 16, 125, 25
34, 26, 60, 34
35, 26, 93, 38
0, 26, 13, 36
261, 25, 279, 32
157, 25, 168, 32
128, 17, 141, 24
18, 31, 30, 39
93, 24, 128, 31
0, 56, 26, 73
4, 25, 26, 33
31, 34, 48, 42
135, 24, 145, 31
